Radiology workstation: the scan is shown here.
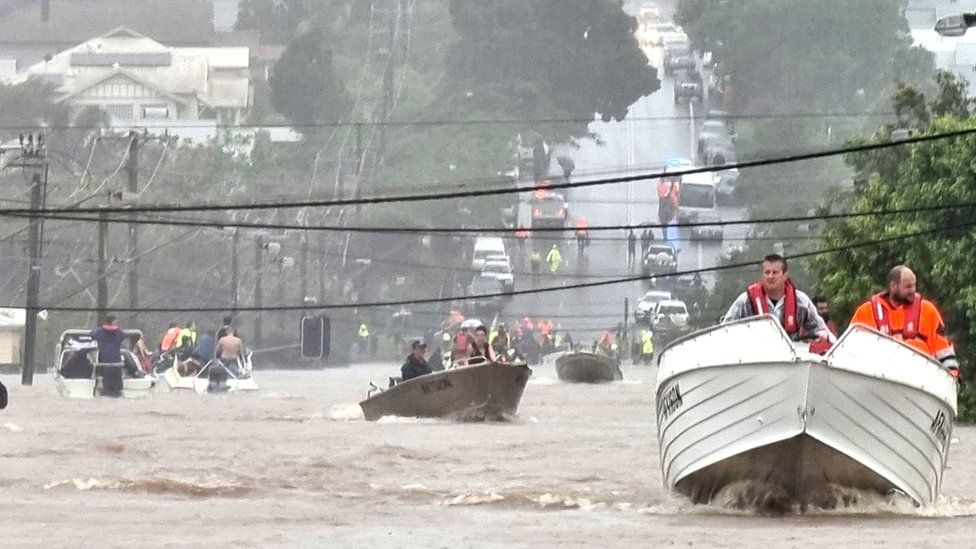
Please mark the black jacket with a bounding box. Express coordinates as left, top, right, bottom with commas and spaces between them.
401, 354, 432, 381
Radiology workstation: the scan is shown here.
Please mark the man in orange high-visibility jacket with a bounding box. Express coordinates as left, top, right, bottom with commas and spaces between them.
850, 265, 959, 377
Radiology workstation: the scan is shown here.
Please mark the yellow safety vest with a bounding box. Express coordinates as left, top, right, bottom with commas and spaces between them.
358, 324, 370, 339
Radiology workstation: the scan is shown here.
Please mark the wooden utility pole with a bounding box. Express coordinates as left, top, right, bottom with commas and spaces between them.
126, 131, 140, 321
4, 134, 48, 385
231, 228, 240, 320
96, 209, 109, 319
253, 235, 264, 347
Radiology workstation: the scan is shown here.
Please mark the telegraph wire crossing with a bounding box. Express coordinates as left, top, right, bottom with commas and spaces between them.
0, 110, 898, 132
0, 124, 970, 216
10, 220, 971, 313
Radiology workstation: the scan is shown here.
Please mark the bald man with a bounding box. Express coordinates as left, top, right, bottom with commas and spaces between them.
850, 265, 959, 376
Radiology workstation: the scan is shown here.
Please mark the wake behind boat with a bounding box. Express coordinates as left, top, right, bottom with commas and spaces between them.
555, 351, 623, 383
656, 316, 957, 507
359, 360, 532, 421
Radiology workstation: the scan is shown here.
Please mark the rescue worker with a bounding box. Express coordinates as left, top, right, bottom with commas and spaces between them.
850, 265, 959, 376
441, 330, 453, 365
640, 328, 654, 365
175, 321, 198, 358
575, 217, 589, 254
160, 323, 181, 352
515, 226, 530, 253
813, 295, 838, 336
627, 229, 637, 267
546, 244, 563, 275
357, 321, 370, 358
401, 340, 432, 381
722, 254, 829, 341
91, 315, 126, 397
595, 330, 617, 358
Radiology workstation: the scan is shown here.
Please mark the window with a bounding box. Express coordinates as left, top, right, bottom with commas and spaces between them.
141, 105, 169, 119
105, 104, 133, 119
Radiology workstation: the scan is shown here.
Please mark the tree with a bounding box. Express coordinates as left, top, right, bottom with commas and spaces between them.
236, 0, 310, 44
444, 0, 660, 143
676, 0, 913, 115
270, 27, 350, 132
815, 78, 976, 417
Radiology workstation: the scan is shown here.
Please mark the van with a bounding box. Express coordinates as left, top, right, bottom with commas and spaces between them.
472, 236, 506, 271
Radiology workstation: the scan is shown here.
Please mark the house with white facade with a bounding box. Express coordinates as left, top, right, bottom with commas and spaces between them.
9, 26, 251, 140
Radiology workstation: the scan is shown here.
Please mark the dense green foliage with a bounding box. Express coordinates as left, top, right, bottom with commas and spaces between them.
270, 28, 350, 130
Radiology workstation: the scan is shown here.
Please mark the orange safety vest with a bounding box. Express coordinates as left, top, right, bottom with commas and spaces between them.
850, 293, 955, 360
160, 327, 181, 351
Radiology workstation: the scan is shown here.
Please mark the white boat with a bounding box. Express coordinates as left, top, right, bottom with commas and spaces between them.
54, 329, 155, 399
156, 352, 259, 394
656, 316, 957, 507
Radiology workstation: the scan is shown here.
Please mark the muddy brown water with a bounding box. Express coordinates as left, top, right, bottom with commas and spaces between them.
1, 365, 975, 548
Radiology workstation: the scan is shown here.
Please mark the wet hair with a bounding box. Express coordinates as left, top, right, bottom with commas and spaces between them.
103, 315, 116, 325
168, 322, 178, 328
762, 253, 788, 271
812, 296, 828, 306
475, 325, 488, 335
888, 265, 910, 284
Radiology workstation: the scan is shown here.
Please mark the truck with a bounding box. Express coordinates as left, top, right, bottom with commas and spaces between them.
531, 189, 568, 230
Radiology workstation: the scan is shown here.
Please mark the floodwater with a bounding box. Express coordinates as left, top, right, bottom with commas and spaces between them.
2, 364, 976, 548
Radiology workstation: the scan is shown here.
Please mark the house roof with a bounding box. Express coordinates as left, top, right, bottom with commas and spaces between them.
56, 69, 193, 107
0, 0, 215, 45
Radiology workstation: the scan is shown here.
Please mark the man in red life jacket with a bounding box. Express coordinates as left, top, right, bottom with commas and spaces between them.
721, 253, 830, 341
850, 265, 959, 377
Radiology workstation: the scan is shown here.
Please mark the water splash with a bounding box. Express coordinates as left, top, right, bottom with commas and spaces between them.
43, 477, 254, 498
326, 402, 365, 421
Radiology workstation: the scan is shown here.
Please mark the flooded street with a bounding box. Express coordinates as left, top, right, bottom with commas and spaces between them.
2, 365, 976, 548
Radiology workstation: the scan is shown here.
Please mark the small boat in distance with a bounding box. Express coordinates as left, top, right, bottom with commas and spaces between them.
359, 358, 531, 421
555, 351, 623, 383
656, 316, 957, 507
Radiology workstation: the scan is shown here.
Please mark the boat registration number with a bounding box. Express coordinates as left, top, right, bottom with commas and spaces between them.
658, 383, 683, 424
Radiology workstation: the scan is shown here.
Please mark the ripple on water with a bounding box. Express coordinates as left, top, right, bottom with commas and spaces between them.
43, 477, 254, 498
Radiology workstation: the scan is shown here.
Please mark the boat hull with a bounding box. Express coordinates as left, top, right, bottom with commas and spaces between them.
555, 352, 622, 383
656, 317, 956, 506
359, 362, 532, 421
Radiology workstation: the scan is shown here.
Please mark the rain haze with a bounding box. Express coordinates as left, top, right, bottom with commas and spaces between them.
1, 0, 976, 546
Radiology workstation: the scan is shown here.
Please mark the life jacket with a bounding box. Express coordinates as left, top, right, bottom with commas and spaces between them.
746, 280, 799, 336
870, 293, 922, 340
160, 327, 181, 351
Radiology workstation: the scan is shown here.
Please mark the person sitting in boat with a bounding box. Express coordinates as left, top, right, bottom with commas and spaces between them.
452, 327, 473, 364
159, 323, 181, 352
401, 340, 433, 381
721, 253, 830, 342
812, 295, 838, 336
850, 265, 960, 377
595, 330, 616, 358
491, 326, 511, 358
468, 325, 497, 363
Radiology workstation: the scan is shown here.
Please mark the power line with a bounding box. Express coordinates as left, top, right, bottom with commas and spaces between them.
13, 220, 971, 313
0, 110, 896, 132
3, 124, 969, 216
13, 199, 975, 233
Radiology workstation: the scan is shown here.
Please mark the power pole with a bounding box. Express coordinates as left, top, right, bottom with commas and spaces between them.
254, 234, 264, 347
5, 134, 48, 385
231, 228, 240, 320
126, 131, 140, 322
96, 208, 109, 319
300, 232, 309, 302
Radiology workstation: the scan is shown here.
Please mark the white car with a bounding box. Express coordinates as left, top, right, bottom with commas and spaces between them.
651, 299, 690, 329
482, 260, 515, 292
472, 236, 506, 271
635, 290, 673, 322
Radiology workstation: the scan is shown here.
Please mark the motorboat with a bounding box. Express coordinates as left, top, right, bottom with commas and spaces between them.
555, 351, 623, 383
54, 329, 155, 399
656, 316, 957, 507
156, 352, 259, 394
359, 358, 532, 421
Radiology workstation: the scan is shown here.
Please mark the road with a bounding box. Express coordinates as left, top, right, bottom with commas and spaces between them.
500, 7, 749, 344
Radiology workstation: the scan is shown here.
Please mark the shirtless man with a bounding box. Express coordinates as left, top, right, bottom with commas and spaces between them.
216, 327, 244, 365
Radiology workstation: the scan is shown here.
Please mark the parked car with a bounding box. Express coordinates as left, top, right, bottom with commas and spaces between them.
482, 260, 515, 293
689, 209, 724, 242
467, 274, 503, 311
663, 37, 695, 75
697, 120, 730, 154
674, 70, 704, 104
472, 236, 506, 271
635, 290, 673, 322
642, 244, 679, 275
651, 299, 690, 330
